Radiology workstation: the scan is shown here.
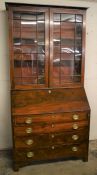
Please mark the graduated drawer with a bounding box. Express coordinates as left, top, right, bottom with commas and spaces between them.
14, 129, 89, 149
14, 143, 88, 162
13, 111, 89, 125
14, 120, 88, 136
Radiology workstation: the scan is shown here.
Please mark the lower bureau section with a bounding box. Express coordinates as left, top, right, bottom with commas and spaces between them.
14, 143, 88, 165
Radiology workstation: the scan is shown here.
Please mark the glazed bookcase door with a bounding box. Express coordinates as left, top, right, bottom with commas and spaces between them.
9, 7, 49, 89
49, 8, 85, 87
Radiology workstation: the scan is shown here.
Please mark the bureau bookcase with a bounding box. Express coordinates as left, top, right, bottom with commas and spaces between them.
7, 3, 90, 171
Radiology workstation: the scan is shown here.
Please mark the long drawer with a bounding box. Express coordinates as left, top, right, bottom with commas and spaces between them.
14, 129, 89, 149
14, 120, 88, 136
13, 111, 89, 125
14, 143, 88, 162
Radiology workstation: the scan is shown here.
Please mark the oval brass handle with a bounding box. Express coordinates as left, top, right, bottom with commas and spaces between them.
72, 114, 79, 120
25, 118, 32, 124
51, 146, 55, 150
26, 128, 32, 134
26, 139, 34, 145
72, 135, 79, 140
72, 146, 78, 152
27, 152, 34, 158
48, 90, 52, 94
51, 134, 55, 138
51, 124, 54, 128
72, 123, 79, 130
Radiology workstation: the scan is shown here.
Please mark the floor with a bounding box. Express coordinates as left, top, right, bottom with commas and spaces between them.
0, 140, 97, 175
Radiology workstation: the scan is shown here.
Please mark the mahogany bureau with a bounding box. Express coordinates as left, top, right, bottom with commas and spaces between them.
6, 3, 90, 171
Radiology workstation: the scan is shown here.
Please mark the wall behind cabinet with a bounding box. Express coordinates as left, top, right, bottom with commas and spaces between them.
0, 0, 97, 149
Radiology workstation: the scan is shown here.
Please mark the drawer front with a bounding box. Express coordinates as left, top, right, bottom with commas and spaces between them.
14, 121, 88, 136
14, 143, 88, 162
14, 112, 89, 125
14, 129, 89, 149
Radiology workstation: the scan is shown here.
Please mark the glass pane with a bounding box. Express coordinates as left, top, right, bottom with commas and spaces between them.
21, 13, 37, 20
61, 22, 75, 54
54, 46, 60, 55
38, 45, 45, 53
54, 13, 60, 21
61, 22, 75, 39
37, 22, 45, 45
38, 76, 45, 84
13, 11, 46, 86
14, 46, 21, 54
76, 23, 82, 38
37, 32, 45, 45
37, 21, 45, 32
21, 45, 37, 53
21, 21, 36, 45
74, 59, 81, 75
61, 14, 75, 22
75, 39, 82, 54
53, 22, 60, 46
61, 53, 74, 60
37, 54, 45, 75
60, 60, 74, 76
76, 15, 83, 23
37, 13, 44, 21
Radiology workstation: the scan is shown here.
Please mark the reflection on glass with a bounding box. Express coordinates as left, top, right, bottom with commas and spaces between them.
53, 46, 60, 54
38, 45, 45, 53
61, 22, 75, 39
21, 13, 37, 20
60, 60, 74, 77
61, 14, 75, 22
37, 22, 45, 32
76, 23, 82, 38
76, 15, 82, 23
22, 45, 37, 53
61, 53, 74, 60
37, 13, 44, 21
54, 13, 60, 21
75, 39, 82, 53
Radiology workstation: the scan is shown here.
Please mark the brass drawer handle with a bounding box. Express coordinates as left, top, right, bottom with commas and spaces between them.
48, 90, 52, 94
72, 135, 79, 140
26, 128, 32, 134
72, 114, 79, 120
51, 134, 55, 138
27, 152, 34, 158
26, 139, 34, 145
73, 123, 79, 130
25, 118, 32, 124
51, 124, 54, 128
72, 146, 78, 152
51, 146, 55, 150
